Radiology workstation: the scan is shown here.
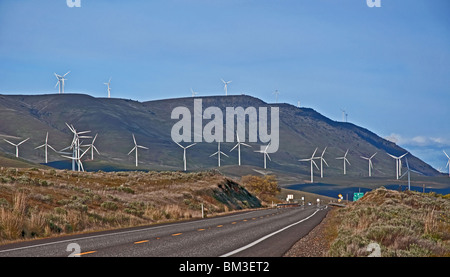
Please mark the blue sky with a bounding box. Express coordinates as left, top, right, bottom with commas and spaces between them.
0, 0, 449, 170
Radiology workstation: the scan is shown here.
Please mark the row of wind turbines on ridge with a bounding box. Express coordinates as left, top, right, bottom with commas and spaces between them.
3, 126, 450, 181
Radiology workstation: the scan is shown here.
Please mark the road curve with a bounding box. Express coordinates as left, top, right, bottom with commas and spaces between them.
0, 205, 328, 257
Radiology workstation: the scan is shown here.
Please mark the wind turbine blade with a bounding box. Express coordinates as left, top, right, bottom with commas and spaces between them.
63, 71, 70, 77
443, 150, 449, 159
345, 158, 351, 165
55, 81, 59, 88
209, 151, 219, 157
336, 157, 344, 160
186, 143, 196, 149
48, 145, 57, 152
80, 147, 90, 158
230, 143, 239, 152
370, 152, 378, 159
132, 134, 137, 145
299, 158, 310, 162
35, 144, 45, 149
344, 149, 349, 157
128, 146, 136, 155
92, 134, 98, 143
221, 152, 229, 157
18, 138, 30, 145
321, 146, 327, 157
3, 139, 16, 146
175, 141, 183, 149
266, 153, 271, 161
92, 145, 100, 155
312, 159, 319, 170
323, 158, 329, 167
386, 153, 397, 159
137, 145, 149, 150
361, 156, 369, 160
399, 152, 409, 159
241, 143, 251, 148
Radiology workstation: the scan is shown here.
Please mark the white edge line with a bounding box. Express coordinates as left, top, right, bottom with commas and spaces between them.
220, 209, 320, 257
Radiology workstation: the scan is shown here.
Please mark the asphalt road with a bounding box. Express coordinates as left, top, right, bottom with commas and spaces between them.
0, 205, 328, 257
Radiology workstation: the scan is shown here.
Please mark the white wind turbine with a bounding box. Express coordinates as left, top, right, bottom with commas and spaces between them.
273, 90, 280, 103
128, 134, 148, 167
63, 123, 92, 171
336, 149, 351, 175
230, 133, 251, 166
54, 71, 70, 94
360, 152, 377, 177
443, 150, 450, 177
3, 138, 30, 158
210, 142, 228, 167
191, 88, 199, 97
104, 77, 111, 98
175, 142, 196, 171
400, 157, 423, 191
255, 143, 272, 169
35, 132, 57, 163
88, 133, 100, 160
299, 147, 319, 183
317, 147, 329, 178
61, 147, 90, 172
221, 79, 232, 96
387, 152, 408, 179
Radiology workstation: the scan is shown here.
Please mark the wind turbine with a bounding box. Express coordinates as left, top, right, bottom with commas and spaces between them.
387, 152, 408, 179
128, 134, 148, 167
443, 150, 450, 177
63, 123, 92, 171
54, 71, 70, 94
273, 90, 280, 103
400, 157, 423, 191
317, 147, 329, 178
35, 132, 57, 163
61, 147, 90, 172
3, 138, 30, 158
230, 133, 251, 166
341, 109, 348, 122
104, 77, 111, 98
175, 142, 196, 171
221, 79, 232, 96
88, 133, 100, 160
191, 88, 199, 97
336, 149, 351, 175
299, 147, 319, 183
360, 152, 377, 177
254, 143, 272, 169
210, 142, 228, 167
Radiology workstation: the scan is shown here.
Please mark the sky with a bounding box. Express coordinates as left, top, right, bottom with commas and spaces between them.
0, 0, 449, 171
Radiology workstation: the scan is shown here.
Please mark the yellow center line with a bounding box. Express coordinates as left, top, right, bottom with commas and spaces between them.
134, 240, 149, 244
75, 251, 97, 256
172, 233, 183, 236
198, 228, 205, 231
243, 219, 248, 222
231, 222, 237, 224
217, 225, 223, 228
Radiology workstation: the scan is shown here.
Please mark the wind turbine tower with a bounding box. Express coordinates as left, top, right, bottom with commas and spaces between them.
54, 71, 70, 94
361, 152, 377, 177
104, 77, 111, 98
230, 133, 251, 166
210, 142, 228, 167
3, 138, 30, 158
387, 152, 408, 179
221, 79, 232, 96
273, 90, 280, 103
128, 134, 148, 167
255, 143, 272, 169
443, 150, 450, 177
175, 142, 196, 171
35, 132, 56, 163
299, 147, 319, 183
317, 147, 329, 178
336, 149, 351, 175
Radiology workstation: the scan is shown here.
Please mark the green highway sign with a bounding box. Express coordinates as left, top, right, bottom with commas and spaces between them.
353, 192, 364, 201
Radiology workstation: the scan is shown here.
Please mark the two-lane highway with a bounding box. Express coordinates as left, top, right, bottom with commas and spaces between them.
0, 205, 328, 257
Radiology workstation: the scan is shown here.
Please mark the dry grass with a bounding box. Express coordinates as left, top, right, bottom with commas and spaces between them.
326, 187, 450, 257
0, 167, 262, 245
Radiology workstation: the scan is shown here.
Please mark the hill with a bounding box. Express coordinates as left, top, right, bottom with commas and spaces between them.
0, 167, 262, 244
326, 187, 450, 257
0, 94, 445, 187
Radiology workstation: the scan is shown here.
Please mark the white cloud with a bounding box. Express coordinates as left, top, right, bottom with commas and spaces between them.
384, 133, 450, 147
